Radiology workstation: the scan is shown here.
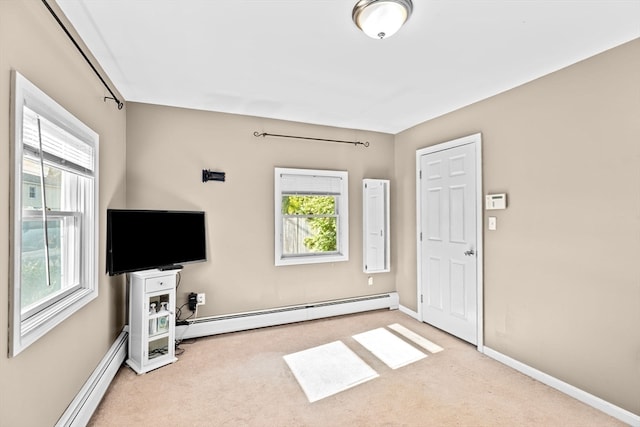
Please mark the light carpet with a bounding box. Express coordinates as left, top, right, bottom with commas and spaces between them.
89, 310, 625, 427
283, 340, 379, 403
353, 327, 427, 369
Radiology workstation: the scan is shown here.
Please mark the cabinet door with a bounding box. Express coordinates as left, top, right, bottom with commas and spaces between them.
146, 290, 172, 363
363, 179, 390, 273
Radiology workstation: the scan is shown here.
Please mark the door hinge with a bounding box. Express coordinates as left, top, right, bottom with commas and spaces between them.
420, 294, 423, 303
419, 170, 422, 179
420, 232, 422, 241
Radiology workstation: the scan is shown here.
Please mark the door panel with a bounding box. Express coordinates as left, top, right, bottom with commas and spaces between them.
426, 188, 442, 240
420, 142, 477, 344
449, 185, 466, 242
365, 186, 384, 268
427, 256, 443, 310
450, 260, 466, 317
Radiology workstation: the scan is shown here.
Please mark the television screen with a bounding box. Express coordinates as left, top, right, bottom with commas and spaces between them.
106, 209, 207, 276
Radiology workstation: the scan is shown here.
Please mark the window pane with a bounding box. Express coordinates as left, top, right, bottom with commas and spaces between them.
282, 196, 338, 256
22, 157, 42, 210
281, 195, 336, 215
20, 156, 82, 312
282, 216, 337, 255
281, 195, 338, 255
42, 164, 62, 211
20, 215, 78, 311
21, 219, 59, 308
22, 157, 67, 211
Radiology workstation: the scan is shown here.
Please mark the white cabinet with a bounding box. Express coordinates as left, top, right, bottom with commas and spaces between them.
126, 269, 178, 374
363, 179, 390, 273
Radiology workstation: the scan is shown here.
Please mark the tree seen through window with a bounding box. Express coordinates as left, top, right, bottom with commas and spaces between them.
281, 195, 338, 254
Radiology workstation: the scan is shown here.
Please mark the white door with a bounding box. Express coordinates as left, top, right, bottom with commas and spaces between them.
419, 140, 478, 344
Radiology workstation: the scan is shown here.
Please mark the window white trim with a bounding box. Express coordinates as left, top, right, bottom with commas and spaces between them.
274, 167, 349, 266
9, 71, 99, 357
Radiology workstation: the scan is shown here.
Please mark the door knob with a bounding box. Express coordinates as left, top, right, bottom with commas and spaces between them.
464, 249, 475, 256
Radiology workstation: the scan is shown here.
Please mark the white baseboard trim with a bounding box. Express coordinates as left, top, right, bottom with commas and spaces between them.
398, 304, 420, 321
56, 327, 128, 427
177, 292, 399, 341
483, 346, 640, 426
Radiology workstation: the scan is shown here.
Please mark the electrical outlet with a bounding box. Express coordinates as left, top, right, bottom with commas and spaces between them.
188, 293, 197, 311
368, 276, 374, 286
197, 293, 206, 305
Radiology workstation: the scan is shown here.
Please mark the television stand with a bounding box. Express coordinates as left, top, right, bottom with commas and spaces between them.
126, 270, 178, 374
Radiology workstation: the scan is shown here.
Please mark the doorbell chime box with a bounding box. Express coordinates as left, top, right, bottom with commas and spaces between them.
485, 193, 507, 210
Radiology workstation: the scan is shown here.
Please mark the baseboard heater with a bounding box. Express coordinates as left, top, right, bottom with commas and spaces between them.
176, 292, 399, 340
56, 327, 128, 427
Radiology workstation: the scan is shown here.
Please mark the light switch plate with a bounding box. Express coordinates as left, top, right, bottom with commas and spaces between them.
488, 216, 497, 230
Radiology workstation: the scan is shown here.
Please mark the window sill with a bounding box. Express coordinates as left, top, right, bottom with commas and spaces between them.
276, 253, 349, 266
11, 286, 97, 357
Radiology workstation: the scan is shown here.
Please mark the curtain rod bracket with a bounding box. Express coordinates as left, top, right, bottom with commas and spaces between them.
103, 97, 124, 110
253, 131, 369, 147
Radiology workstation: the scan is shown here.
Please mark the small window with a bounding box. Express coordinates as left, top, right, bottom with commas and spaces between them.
9, 71, 99, 357
275, 168, 348, 266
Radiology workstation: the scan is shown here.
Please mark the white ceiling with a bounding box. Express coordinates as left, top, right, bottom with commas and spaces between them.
56, 0, 640, 134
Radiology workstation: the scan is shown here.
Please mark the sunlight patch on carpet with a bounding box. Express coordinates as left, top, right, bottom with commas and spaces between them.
353, 327, 427, 369
387, 323, 444, 354
283, 340, 379, 403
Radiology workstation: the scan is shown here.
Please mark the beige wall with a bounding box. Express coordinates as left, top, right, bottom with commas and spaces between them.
0, 1, 127, 426
126, 103, 395, 316
394, 39, 640, 414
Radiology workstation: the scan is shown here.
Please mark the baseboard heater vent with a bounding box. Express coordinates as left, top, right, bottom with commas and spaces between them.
176, 292, 399, 340
56, 327, 128, 427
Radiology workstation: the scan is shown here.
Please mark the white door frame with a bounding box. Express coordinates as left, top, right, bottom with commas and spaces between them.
416, 133, 484, 351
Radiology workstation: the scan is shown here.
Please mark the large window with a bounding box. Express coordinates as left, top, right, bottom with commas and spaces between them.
274, 168, 348, 266
10, 71, 99, 357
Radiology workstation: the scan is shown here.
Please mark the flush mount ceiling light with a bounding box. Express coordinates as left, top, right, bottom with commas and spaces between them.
352, 0, 413, 39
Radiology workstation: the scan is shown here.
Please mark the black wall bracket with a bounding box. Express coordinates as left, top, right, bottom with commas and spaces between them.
202, 169, 226, 183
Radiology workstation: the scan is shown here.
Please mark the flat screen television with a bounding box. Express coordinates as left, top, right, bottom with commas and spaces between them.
106, 209, 207, 276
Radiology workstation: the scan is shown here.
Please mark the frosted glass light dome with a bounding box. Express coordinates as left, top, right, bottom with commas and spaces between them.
352, 0, 413, 39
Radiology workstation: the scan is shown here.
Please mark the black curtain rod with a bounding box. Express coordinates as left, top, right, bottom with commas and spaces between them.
254, 131, 369, 147
41, 0, 124, 110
